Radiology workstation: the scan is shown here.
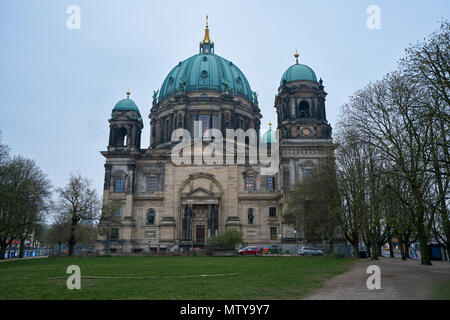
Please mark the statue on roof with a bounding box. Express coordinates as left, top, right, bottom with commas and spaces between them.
152, 89, 159, 104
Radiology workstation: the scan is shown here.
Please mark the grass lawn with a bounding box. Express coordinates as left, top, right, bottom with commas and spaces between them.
432, 281, 450, 300
0, 256, 356, 300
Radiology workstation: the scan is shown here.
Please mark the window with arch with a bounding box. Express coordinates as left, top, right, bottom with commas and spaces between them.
298, 101, 310, 118
248, 208, 255, 224
117, 127, 128, 147
165, 118, 170, 141
211, 114, 218, 129
146, 209, 156, 225
302, 161, 314, 178
198, 114, 209, 136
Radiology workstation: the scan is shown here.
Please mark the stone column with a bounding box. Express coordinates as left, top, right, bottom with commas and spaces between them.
289, 159, 295, 186
125, 163, 136, 217
149, 120, 153, 146
290, 98, 296, 119
208, 204, 212, 238
103, 164, 112, 191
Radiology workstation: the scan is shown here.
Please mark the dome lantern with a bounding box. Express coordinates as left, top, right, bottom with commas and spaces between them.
200, 15, 214, 55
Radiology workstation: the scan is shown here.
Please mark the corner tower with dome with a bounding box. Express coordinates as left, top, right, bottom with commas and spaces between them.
95, 19, 340, 255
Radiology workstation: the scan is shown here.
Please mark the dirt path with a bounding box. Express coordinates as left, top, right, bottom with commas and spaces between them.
304, 257, 450, 300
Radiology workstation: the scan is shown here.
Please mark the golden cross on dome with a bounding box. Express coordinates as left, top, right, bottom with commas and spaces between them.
203, 15, 211, 43
294, 49, 299, 64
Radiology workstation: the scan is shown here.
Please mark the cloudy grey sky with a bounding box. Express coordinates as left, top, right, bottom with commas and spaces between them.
0, 0, 448, 199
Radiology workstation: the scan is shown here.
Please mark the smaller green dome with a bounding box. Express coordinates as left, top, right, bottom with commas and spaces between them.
261, 129, 277, 144
280, 63, 317, 86
113, 98, 141, 117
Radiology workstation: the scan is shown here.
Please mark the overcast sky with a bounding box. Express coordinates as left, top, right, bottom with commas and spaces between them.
0, 0, 448, 201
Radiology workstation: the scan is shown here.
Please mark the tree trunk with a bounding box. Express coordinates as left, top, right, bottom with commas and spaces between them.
371, 241, 379, 260
388, 239, 394, 258
416, 198, 432, 265
399, 239, 407, 260
352, 242, 360, 258
366, 242, 371, 258
418, 232, 432, 265
68, 225, 76, 256
18, 238, 25, 259
0, 244, 6, 260
328, 238, 334, 254
405, 242, 411, 259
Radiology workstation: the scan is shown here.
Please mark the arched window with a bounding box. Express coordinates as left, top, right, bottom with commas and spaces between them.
298, 101, 310, 118
117, 127, 128, 147
248, 208, 255, 224
198, 114, 209, 136
146, 209, 155, 225
211, 114, 218, 129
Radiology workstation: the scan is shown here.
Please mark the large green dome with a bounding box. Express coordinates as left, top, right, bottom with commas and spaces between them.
280, 63, 317, 85
159, 53, 254, 103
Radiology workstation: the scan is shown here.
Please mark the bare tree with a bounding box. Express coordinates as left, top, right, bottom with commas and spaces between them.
55, 173, 101, 256
334, 126, 366, 258
343, 72, 435, 265
284, 157, 340, 253
400, 20, 450, 257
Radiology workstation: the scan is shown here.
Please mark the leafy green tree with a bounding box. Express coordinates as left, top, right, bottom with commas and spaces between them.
208, 228, 244, 249
0, 154, 51, 259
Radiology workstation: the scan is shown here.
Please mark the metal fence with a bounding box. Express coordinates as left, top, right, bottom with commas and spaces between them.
3, 248, 50, 260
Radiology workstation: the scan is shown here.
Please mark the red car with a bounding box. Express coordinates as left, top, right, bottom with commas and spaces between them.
239, 246, 261, 255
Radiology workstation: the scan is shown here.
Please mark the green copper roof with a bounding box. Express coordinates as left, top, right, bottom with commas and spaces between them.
159, 53, 254, 103
261, 129, 277, 144
113, 98, 141, 118
280, 63, 317, 85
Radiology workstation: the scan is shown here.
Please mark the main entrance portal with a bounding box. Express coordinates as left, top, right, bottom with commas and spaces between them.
181, 203, 219, 243
196, 225, 205, 243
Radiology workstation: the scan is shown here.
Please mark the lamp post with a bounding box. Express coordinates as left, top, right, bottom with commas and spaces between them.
294, 230, 298, 255
279, 234, 282, 255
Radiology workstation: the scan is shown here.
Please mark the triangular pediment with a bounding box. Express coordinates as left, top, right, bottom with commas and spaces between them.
184, 186, 216, 198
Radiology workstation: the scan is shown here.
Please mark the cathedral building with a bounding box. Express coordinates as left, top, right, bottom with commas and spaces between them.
95, 19, 335, 254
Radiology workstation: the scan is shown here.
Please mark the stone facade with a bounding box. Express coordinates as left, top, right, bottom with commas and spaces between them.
95, 25, 337, 255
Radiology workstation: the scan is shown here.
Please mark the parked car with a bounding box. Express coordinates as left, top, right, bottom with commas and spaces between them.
239, 246, 261, 256
298, 246, 323, 256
